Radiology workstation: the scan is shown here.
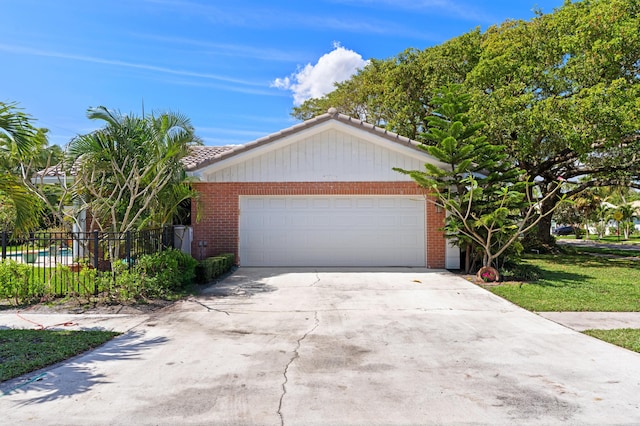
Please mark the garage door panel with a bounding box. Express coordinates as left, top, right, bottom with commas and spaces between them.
240, 196, 425, 267
356, 198, 375, 208
334, 198, 353, 208
312, 198, 331, 208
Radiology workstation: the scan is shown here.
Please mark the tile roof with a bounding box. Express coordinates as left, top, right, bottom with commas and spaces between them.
182, 145, 237, 171
183, 108, 427, 171
34, 145, 237, 177
35, 110, 427, 175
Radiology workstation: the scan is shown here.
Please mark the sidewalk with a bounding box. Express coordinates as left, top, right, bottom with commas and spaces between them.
538, 312, 640, 331
558, 238, 640, 251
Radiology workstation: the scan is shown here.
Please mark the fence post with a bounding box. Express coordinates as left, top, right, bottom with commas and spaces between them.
125, 231, 131, 269
162, 226, 170, 250
93, 231, 99, 295
1, 231, 6, 260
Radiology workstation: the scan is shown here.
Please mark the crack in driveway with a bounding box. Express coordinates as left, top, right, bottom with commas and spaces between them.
311, 270, 321, 286
184, 297, 231, 315
278, 310, 320, 426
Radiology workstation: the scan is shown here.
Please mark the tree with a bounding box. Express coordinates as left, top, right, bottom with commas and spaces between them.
468, 0, 640, 243
616, 203, 638, 240
593, 203, 613, 239
66, 106, 202, 235
395, 85, 564, 272
292, 0, 640, 248
0, 102, 47, 233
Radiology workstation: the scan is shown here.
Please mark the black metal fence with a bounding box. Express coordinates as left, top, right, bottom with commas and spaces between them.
0, 227, 175, 299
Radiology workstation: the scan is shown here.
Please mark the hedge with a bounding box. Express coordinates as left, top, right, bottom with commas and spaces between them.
196, 253, 235, 284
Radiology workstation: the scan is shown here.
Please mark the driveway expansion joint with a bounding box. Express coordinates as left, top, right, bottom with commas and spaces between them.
278, 310, 320, 425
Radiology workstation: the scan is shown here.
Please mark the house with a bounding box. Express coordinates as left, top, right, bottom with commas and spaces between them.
184, 108, 459, 269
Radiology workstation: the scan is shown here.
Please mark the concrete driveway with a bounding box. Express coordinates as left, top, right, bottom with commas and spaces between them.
2, 268, 640, 425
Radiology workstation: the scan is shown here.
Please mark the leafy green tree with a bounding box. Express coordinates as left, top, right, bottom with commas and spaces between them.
553, 187, 603, 238
395, 85, 563, 271
468, 0, 640, 243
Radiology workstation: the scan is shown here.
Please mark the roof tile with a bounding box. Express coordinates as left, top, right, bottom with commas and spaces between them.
37, 111, 427, 175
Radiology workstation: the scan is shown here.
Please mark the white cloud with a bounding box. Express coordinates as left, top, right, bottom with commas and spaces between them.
272, 44, 369, 105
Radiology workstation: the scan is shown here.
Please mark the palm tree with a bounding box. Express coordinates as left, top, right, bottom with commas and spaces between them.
67, 106, 201, 235
0, 102, 46, 233
616, 203, 638, 240
593, 203, 612, 239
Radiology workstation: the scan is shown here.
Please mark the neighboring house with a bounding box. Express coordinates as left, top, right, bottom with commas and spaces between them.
632, 200, 640, 231
184, 108, 459, 269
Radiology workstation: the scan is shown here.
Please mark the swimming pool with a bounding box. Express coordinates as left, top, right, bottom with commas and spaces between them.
4, 247, 72, 259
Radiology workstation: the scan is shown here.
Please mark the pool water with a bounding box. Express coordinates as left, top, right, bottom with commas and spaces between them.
4, 248, 72, 258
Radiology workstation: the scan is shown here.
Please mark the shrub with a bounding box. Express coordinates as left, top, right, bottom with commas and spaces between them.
134, 249, 198, 296
196, 253, 235, 284
0, 259, 46, 305
96, 262, 144, 302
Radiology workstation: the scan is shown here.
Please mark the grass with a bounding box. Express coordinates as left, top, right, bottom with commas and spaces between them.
489, 253, 640, 312
584, 329, 640, 353
0, 329, 119, 383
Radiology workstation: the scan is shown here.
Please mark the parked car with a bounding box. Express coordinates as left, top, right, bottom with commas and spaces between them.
552, 225, 576, 236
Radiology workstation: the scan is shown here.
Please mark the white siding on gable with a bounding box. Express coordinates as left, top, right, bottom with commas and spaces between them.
202, 127, 426, 182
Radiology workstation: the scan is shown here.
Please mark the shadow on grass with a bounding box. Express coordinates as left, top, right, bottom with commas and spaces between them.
0, 330, 168, 405
523, 272, 591, 288
519, 253, 640, 289
520, 255, 593, 288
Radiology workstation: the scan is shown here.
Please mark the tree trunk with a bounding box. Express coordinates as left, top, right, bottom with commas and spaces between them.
536, 192, 560, 244
464, 244, 472, 274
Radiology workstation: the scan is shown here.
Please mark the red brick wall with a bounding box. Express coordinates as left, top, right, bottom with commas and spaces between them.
191, 181, 447, 268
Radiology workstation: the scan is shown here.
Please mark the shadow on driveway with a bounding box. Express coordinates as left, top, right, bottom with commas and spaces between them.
1, 331, 168, 405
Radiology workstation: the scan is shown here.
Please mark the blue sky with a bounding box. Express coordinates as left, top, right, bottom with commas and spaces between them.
1, 0, 564, 147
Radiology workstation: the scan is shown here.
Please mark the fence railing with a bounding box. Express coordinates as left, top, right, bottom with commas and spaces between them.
0, 227, 174, 298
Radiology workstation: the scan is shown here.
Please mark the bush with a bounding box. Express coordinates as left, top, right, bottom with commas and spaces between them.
0, 259, 46, 305
0, 249, 201, 305
96, 262, 144, 302
196, 253, 235, 284
135, 249, 198, 296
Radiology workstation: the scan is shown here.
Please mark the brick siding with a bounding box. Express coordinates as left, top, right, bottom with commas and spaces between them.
191, 181, 447, 268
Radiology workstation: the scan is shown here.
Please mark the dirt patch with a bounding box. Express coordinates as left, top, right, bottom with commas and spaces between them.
0, 297, 176, 315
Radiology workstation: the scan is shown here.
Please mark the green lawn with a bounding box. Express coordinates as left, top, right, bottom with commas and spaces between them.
489, 254, 640, 312
0, 329, 119, 383
584, 329, 640, 353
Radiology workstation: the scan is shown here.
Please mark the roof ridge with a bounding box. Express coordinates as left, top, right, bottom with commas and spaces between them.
184, 109, 426, 171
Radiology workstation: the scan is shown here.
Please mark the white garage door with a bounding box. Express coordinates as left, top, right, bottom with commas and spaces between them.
239, 196, 425, 267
